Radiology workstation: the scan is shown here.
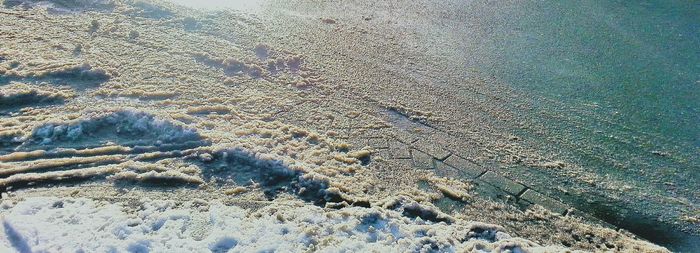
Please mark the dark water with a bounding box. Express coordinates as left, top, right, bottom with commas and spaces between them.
474, 0, 699, 251
490, 0, 698, 147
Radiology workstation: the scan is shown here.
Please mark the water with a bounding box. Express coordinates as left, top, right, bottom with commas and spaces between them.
475, 1, 699, 251
488, 0, 698, 147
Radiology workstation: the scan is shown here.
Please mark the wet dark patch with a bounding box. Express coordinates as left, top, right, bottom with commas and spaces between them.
352, 200, 371, 208
190, 149, 345, 207
0, 133, 23, 155
0, 90, 67, 116
358, 154, 371, 166
388, 200, 452, 224
464, 226, 498, 242
401, 205, 452, 224
585, 200, 700, 252
2, 174, 106, 193
113, 177, 201, 189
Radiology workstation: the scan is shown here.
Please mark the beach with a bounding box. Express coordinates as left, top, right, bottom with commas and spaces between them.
0, 0, 697, 252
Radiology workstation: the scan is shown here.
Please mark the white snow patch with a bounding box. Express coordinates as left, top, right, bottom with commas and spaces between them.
0, 197, 554, 252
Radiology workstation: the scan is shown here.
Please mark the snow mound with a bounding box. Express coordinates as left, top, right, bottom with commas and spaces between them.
23, 110, 203, 149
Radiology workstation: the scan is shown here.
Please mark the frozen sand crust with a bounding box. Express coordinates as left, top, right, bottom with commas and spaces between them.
0, 109, 374, 208
0, 197, 562, 253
